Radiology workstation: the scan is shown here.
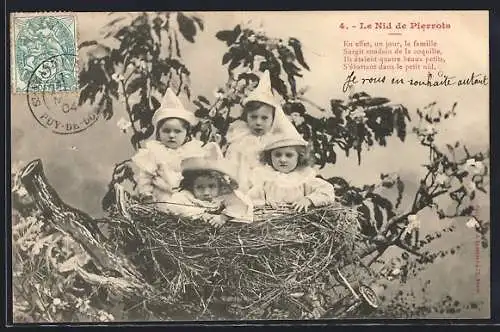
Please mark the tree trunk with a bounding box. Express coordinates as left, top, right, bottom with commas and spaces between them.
19, 159, 146, 287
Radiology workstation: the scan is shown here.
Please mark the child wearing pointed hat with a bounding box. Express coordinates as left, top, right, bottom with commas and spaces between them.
224, 70, 297, 193
132, 88, 206, 203
247, 126, 336, 213
161, 144, 254, 227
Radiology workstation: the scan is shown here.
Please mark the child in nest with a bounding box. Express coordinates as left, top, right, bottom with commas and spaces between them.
160, 144, 254, 227
132, 88, 206, 203
224, 70, 295, 193
248, 133, 336, 213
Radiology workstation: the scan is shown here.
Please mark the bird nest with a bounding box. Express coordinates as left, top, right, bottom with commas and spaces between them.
106, 200, 365, 320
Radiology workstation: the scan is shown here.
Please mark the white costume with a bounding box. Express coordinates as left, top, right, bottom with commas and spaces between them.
159, 144, 254, 223
248, 164, 335, 208
132, 88, 204, 201
248, 133, 336, 208
224, 70, 298, 192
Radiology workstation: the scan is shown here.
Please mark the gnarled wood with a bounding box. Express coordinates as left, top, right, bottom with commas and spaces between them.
19, 159, 146, 287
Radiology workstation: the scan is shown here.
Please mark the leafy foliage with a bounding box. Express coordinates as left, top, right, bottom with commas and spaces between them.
78, 12, 203, 149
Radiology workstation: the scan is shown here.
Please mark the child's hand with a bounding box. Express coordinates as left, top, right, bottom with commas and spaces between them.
292, 197, 313, 213
203, 214, 227, 228
201, 213, 226, 228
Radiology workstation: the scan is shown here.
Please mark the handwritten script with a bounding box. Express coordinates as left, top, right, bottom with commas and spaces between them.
342, 71, 489, 92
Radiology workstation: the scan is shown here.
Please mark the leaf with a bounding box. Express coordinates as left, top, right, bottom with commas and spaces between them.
105, 16, 126, 28
288, 37, 310, 70
198, 95, 210, 105
78, 40, 99, 48
215, 25, 241, 46
222, 52, 232, 65
193, 16, 204, 30
177, 13, 197, 43
126, 76, 146, 95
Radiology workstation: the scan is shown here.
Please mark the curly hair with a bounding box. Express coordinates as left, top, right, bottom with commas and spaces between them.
179, 169, 237, 195
259, 144, 316, 171
240, 101, 276, 123
156, 117, 192, 143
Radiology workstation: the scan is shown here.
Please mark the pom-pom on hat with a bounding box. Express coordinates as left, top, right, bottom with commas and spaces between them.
152, 88, 198, 128
242, 70, 280, 109
181, 143, 239, 191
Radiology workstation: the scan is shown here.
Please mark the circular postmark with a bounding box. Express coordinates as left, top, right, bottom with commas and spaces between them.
27, 54, 100, 135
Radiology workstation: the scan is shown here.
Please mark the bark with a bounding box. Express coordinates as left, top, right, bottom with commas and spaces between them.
19, 159, 147, 290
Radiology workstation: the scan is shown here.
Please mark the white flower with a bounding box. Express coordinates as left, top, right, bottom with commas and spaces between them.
390, 268, 402, 276
464, 180, 476, 192
15, 186, 28, 197
116, 117, 132, 132
421, 124, 437, 136
53, 298, 61, 306
465, 159, 485, 175
111, 73, 124, 82
466, 217, 479, 229
248, 34, 256, 43
435, 174, 450, 186
98, 310, 114, 322
401, 214, 420, 238
208, 109, 217, 117
350, 107, 366, 120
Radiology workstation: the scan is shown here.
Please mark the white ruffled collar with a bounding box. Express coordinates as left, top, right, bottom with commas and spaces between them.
143, 139, 203, 157
226, 120, 273, 145
255, 165, 318, 186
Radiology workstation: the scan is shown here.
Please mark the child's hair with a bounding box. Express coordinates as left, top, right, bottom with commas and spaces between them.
156, 117, 192, 143
259, 144, 315, 170
179, 169, 237, 195
241, 101, 276, 122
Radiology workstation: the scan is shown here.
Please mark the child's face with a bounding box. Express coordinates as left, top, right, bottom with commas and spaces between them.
158, 118, 188, 149
271, 146, 299, 173
246, 105, 274, 136
192, 175, 221, 202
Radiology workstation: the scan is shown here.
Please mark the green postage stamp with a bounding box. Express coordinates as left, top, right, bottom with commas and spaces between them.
11, 13, 78, 93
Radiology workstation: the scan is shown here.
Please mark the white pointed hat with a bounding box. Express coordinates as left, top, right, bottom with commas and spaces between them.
181, 142, 240, 190
262, 116, 308, 151
242, 70, 280, 108
152, 88, 198, 128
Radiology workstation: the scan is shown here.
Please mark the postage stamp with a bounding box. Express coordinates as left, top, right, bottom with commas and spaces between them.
11, 13, 78, 93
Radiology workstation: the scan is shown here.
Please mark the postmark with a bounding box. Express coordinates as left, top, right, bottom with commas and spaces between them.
27, 54, 99, 135
12, 14, 78, 93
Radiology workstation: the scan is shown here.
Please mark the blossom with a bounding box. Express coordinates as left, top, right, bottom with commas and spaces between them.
401, 214, 420, 239
464, 180, 476, 192
116, 117, 132, 133
98, 310, 115, 322
247, 34, 256, 43
350, 107, 367, 123
466, 217, 479, 229
213, 89, 225, 99
420, 124, 437, 136
111, 73, 125, 82
52, 298, 61, 306
435, 173, 450, 186
465, 158, 485, 175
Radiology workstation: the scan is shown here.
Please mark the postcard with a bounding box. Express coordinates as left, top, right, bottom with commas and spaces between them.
10, 11, 489, 322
